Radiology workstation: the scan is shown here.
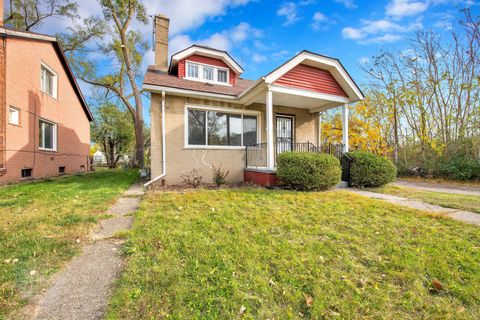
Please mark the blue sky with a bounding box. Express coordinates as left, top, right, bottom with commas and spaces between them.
171, 0, 478, 84
28, 0, 479, 123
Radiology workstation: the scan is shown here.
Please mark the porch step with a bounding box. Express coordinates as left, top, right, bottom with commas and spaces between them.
336, 180, 349, 189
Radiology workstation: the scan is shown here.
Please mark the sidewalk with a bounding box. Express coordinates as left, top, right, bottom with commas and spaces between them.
349, 189, 480, 227
393, 180, 480, 196
31, 182, 144, 320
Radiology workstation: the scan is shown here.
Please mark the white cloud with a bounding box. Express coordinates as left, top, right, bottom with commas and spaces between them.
252, 53, 267, 63
277, 2, 300, 26
335, 0, 358, 9
142, 0, 253, 35
358, 56, 370, 64
169, 22, 262, 57
385, 0, 429, 20
311, 12, 335, 31
342, 19, 422, 43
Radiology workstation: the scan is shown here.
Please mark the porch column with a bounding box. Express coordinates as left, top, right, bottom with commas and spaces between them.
266, 89, 275, 169
342, 104, 349, 153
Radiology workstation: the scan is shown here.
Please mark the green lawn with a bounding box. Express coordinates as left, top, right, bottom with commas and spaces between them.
0, 170, 138, 317
371, 185, 480, 214
107, 189, 480, 319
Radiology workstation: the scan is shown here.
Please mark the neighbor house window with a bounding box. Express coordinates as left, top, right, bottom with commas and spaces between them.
185, 61, 230, 85
39, 119, 57, 151
21, 168, 32, 178
8, 107, 19, 125
41, 64, 57, 98
187, 108, 258, 147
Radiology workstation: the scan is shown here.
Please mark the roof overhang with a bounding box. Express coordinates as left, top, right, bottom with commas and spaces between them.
0, 27, 93, 121
264, 50, 364, 103
169, 45, 244, 74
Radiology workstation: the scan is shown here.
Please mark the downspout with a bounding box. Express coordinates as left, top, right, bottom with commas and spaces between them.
144, 90, 166, 188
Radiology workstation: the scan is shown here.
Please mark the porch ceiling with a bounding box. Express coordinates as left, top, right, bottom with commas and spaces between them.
243, 85, 348, 112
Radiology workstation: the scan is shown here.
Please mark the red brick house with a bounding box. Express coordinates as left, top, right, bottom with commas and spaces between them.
0, 6, 92, 185
145, 14, 364, 187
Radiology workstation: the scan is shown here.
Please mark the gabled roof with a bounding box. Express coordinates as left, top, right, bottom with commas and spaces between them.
264, 50, 364, 101
145, 48, 364, 105
144, 66, 254, 98
169, 45, 244, 74
0, 27, 93, 121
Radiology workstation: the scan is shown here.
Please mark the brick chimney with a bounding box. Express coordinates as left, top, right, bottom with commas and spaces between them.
154, 14, 169, 72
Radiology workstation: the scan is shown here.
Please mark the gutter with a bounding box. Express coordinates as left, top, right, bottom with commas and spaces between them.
144, 91, 167, 188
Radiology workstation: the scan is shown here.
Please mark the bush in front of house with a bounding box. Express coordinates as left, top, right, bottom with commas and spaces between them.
276, 152, 341, 191
347, 151, 397, 188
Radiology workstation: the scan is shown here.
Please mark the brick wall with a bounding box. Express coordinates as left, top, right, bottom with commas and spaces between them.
0, 37, 90, 185
0, 36, 6, 174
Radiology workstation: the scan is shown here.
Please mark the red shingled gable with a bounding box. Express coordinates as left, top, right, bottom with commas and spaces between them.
274, 64, 347, 97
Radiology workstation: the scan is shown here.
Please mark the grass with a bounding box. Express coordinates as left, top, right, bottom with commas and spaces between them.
371, 185, 480, 214
398, 176, 480, 187
107, 189, 480, 319
0, 169, 138, 317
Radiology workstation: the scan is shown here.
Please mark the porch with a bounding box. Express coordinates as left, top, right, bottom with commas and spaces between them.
244, 141, 352, 187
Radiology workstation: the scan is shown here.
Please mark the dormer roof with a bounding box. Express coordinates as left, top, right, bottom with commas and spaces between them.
169, 45, 244, 75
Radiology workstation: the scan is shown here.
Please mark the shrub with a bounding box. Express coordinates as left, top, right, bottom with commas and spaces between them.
276, 152, 341, 191
439, 156, 480, 181
347, 151, 397, 188
212, 165, 230, 187
181, 169, 202, 188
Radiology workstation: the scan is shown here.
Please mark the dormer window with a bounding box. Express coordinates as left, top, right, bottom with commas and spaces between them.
185, 61, 230, 85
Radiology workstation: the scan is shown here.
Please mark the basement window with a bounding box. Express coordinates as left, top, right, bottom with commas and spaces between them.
59, 166, 65, 175
21, 168, 32, 179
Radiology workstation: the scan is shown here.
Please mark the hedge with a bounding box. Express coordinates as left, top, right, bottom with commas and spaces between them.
276, 152, 341, 191
347, 151, 397, 188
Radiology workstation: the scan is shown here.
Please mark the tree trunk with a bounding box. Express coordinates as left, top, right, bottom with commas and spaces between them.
134, 114, 144, 168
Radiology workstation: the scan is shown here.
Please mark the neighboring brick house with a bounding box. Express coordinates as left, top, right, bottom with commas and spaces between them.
0, 11, 92, 184
144, 14, 364, 187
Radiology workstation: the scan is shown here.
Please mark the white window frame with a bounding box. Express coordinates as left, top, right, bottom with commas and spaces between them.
8, 106, 20, 125
184, 104, 261, 149
184, 60, 231, 86
39, 118, 58, 151
41, 63, 58, 99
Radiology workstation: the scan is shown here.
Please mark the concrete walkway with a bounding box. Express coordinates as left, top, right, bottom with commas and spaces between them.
31, 182, 144, 320
349, 189, 480, 226
393, 180, 480, 196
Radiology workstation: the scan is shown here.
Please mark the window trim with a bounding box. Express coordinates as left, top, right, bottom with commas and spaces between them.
8, 106, 20, 126
184, 104, 261, 149
184, 60, 231, 86
40, 62, 58, 99
39, 118, 58, 152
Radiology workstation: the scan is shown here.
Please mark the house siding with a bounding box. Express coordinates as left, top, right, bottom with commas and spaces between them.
178, 54, 237, 86
274, 64, 347, 97
149, 93, 317, 185
1, 37, 90, 185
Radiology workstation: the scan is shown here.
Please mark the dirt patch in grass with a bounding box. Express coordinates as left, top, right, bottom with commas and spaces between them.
372, 185, 480, 214
0, 170, 138, 317
107, 189, 480, 319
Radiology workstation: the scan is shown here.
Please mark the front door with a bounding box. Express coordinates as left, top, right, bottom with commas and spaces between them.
276, 115, 294, 154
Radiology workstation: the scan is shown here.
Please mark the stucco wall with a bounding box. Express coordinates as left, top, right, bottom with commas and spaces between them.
1, 37, 90, 185
150, 93, 318, 185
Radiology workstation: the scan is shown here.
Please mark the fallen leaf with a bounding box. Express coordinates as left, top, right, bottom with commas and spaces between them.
304, 293, 313, 307
239, 305, 246, 315
30, 270, 37, 276
431, 279, 444, 292
4, 259, 11, 264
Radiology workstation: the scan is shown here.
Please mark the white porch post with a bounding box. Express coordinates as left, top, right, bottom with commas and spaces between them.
342, 104, 349, 153
266, 89, 275, 169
